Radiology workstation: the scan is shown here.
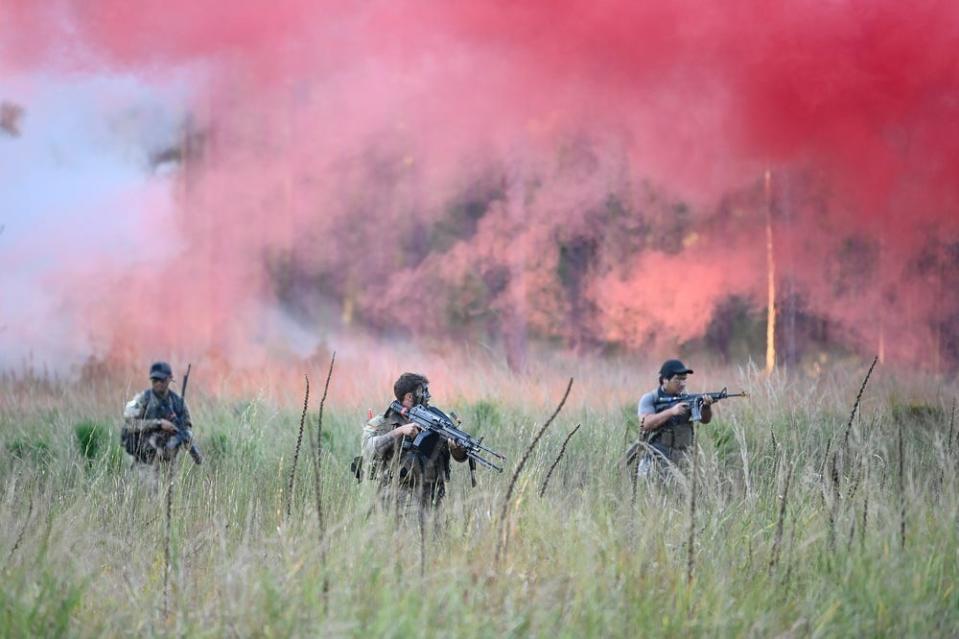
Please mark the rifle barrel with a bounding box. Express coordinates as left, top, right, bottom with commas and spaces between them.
469, 452, 503, 472
475, 444, 507, 460
181, 363, 192, 400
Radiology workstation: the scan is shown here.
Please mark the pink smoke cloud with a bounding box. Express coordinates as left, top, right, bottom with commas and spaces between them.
3, 0, 958, 372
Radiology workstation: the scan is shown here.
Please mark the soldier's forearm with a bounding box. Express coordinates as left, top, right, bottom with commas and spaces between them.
362, 430, 397, 458
125, 418, 161, 434
371, 433, 397, 457
640, 411, 671, 432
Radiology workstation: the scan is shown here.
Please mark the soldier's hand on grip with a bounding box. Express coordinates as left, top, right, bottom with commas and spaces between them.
394, 423, 420, 438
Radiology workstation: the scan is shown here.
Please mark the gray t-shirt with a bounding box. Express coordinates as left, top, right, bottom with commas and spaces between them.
638, 390, 658, 419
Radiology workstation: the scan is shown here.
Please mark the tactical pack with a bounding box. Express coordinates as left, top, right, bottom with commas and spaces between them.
121, 428, 173, 464
350, 455, 378, 482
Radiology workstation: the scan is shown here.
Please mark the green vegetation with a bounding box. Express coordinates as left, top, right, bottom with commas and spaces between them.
74, 420, 109, 461
0, 360, 957, 637
7, 436, 51, 466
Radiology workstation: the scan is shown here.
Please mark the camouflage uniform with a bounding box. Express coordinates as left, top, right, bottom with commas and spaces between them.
122, 388, 192, 465
362, 409, 465, 513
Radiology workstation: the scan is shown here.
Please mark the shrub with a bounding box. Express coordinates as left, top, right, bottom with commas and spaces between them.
7, 437, 52, 465
891, 401, 946, 427
74, 420, 109, 461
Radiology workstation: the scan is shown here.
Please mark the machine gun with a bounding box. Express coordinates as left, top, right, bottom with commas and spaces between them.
652, 387, 748, 423
389, 400, 506, 475
164, 363, 203, 465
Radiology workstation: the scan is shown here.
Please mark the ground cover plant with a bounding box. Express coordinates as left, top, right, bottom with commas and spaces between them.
1, 353, 957, 637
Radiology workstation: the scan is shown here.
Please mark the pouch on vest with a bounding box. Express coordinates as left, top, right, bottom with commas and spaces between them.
350, 456, 363, 482
122, 428, 157, 464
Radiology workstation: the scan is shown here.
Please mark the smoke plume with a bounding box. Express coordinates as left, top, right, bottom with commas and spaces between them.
2, 0, 958, 373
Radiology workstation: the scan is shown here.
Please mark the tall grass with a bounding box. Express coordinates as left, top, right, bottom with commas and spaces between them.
0, 356, 957, 637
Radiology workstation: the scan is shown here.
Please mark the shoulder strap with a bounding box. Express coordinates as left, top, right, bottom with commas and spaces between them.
168, 391, 185, 419
138, 389, 153, 419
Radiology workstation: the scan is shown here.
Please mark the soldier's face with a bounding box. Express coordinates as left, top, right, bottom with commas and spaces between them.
401, 384, 431, 408
415, 384, 431, 406
151, 377, 171, 396
664, 374, 687, 395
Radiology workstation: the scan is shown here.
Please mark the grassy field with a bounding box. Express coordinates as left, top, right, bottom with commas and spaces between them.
1, 352, 957, 637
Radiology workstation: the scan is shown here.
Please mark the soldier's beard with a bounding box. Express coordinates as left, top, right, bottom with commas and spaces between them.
415, 385, 431, 406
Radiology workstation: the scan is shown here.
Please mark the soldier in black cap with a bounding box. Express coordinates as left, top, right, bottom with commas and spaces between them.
121, 361, 195, 470
631, 359, 714, 478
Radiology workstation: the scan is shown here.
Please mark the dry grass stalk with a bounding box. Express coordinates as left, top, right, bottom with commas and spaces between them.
829, 449, 841, 501
418, 507, 426, 579
769, 460, 794, 572
861, 476, 869, 551
311, 352, 335, 610
686, 437, 699, 586
841, 355, 879, 455
285, 374, 310, 519
818, 435, 833, 508
5, 488, 33, 566
496, 377, 574, 565
898, 424, 906, 550
782, 520, 798, 596
311, 353, 336, 536
538, 424, 581, 498
827, 497, 838, 551
770, 426, 780, 480
163, 467, 174, 621
830, 356, 879, 496
844, 421, 874, 504
948, 397, 956, 449
846, 510, 856, 551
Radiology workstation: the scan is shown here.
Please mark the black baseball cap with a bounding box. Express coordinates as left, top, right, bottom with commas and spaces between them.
149, 361, 173, 380
659, 359, 694, 379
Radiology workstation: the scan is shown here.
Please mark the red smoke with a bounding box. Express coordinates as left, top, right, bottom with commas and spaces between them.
3, 0, 959, 372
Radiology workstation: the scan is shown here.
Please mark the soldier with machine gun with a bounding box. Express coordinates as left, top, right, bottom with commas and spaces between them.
361, 372, 504, 514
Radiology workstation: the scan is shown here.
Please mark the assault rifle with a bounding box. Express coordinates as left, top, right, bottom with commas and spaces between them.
164, 363, 203, 465
389, 400, 506, 475
653, 387, 748, 423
